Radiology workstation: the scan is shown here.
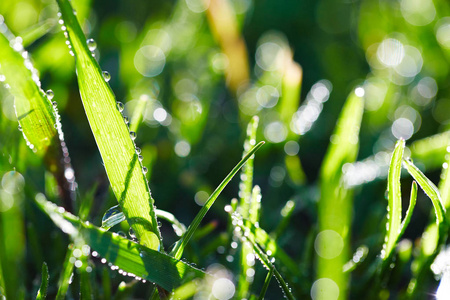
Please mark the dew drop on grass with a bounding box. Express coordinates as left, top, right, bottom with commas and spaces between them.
130, 131, 137, 140
138, 155, 143, 161
18, 125, 22, 131
52, 101, 57, 107
129, 227, 136, 239
135, 147, 141, 154
123, 116, 129, 125
142, 166, 148, 174
116, 101, 124, 112
117, 231, 126, 238
101, 205, 125, 230
86, 38, 97, 51
46, 89, 54, 100
102, 71, 111, 82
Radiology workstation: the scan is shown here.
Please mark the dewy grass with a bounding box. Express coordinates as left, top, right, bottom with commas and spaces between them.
383, 139, 405, 260
56, 0, 161, 250
36, 194, 209, 291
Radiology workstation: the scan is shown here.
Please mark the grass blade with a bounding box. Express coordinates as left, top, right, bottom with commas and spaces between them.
170, 141, 265, 259
56, 0, 161, 250
317, 88, 364, 299
35, 194, 209, 291
56, 246, 75, 299
403, 158, 446, 225
36, 262, 49, 300
237, 116, 258, 299
231, 213, 295, 300
257, 268, 274, 300
398, 181, 417, 241
383, 139, 405, 260
0, 23, 57, 156
0, 19, 75, 209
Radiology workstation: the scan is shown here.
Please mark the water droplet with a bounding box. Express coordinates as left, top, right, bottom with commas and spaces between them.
102, 71, 111, 82
18, 125, 22, 131
130, 131, 136, 140
101, 205, 125, 230
135, 147, 141, 154
52, 101, 57, 107
116, 101, 124, 112
117, 231, 126, 238
129, 227, 136, 239
138, 155, 143, 162
123, 116, 129, 124
86, 38, 97, 51
142, 167, 148, 174
46, 89, 54, 100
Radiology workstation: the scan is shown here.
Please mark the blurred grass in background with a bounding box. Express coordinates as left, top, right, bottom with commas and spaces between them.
1, 0, 450, 298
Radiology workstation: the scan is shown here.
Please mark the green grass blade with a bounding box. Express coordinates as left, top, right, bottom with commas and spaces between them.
383, 139, 405, 260
258, 268, 274, 300
398, 181, 417, 241
56, 0, 161, 250
35, 194, 209, 291
36, 262, 49, 300
56, 246, 75, 299
438, 145, 450, 211
0, 22, 57, 156
231, 213, 295, 300
237, 116, 258, 299
317, 88, 364, 299
403, 158, 446, 225
170, 141, 265, 259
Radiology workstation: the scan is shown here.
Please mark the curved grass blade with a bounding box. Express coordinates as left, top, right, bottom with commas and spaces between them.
317, 88, 364, 299
36, 262, 49, 300
0, 21, 57, 156
35, 195, 209, 291
398, 181, 417, 241
407, 145, 450, 297
56, 0, 161, 249
0, 19, 75, 209
382, 139, 405, 260
403, 159, 446, 225
170, 141, 265, 259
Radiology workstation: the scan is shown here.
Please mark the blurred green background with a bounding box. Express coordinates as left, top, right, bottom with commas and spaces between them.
1, 0, 450, 298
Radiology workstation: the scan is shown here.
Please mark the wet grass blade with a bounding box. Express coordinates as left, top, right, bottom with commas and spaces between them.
243, 218, 299, 277
56, 246, 75, 299
56, 0, 161, 250
398, 181, 417, 241
35, 194, 209, 291
403, 159, 446, 225
0, 21, 57, 156
231, 213, 295, 300
317, 88, 364, 299
257, 268, 274, 300
383, 139, 405, 260
407, 138, 450, 297
170, 141, 265, 259
36, 262, 49, 300
237, 116, 258, 299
